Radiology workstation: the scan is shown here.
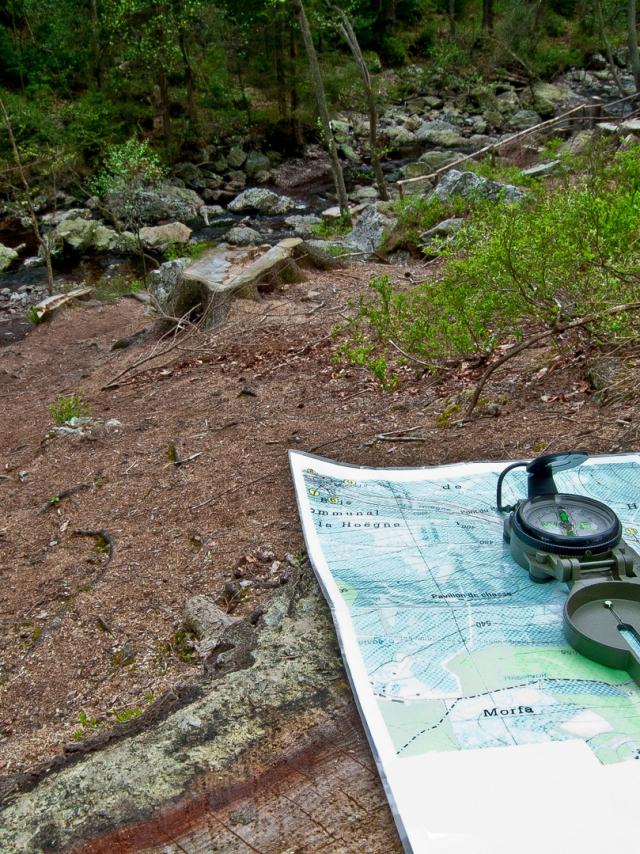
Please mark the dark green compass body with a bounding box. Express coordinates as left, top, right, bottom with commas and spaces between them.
498, 452, 640, 685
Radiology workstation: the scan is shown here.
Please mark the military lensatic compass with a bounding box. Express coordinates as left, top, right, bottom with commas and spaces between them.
497, 452, 640, 686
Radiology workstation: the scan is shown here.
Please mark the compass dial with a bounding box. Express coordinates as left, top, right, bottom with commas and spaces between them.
514, 493, 622, 555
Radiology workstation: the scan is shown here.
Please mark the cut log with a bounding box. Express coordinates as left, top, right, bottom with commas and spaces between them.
173, 239, 338, 328
31, 287, 93, 322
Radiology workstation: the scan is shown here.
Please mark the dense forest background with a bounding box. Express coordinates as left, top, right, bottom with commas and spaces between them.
0, 0, 636, 185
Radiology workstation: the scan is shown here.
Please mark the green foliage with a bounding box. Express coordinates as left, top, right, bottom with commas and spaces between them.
93, 274, 145, 303
25, 305, 43, 325
310, 213, 352, 239
338, 143, 640, 386
89, 138, 165, 198
48, 394, 90, 425
110, 706, 143, 723
72, 710, 99, 741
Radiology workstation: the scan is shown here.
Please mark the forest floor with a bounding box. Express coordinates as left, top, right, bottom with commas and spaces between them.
1, 257, 638, 849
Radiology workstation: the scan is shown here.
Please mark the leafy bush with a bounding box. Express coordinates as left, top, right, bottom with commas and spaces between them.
89, 138, 165, 198
48, 394, 90, 425
338, 143, 640, 386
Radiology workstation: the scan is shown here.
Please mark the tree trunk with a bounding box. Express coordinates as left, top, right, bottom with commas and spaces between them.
289, 26, 304, 148
482, 0, 494, 33
158, 66, 171, 146
332, 6, 388, 201
274, 13, 287, 120
90, 0, 102, 87
0, 94, 54, 294
449, 0, 457, 39
179, 32, 198, 128
595, 0, 626, 99
294, 0, 351, 221
629, 0, 640, 92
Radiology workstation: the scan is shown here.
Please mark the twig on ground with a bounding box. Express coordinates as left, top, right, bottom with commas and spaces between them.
464, 302, 640, 418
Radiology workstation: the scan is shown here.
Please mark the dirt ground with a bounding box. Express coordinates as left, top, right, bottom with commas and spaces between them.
0, 257, 637, 781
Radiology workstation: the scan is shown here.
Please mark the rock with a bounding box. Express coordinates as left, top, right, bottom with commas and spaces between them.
560, 129, 595, 155
530, 82, 571, 117
352, 185, 378, 201
0, 243, 18, 272
174, 161, 203, 183
588, 53, 608, 71
225, 226, 263, 246
378, 124, 417, 151
105, 183, 203, 227
587, 356, 628, 405
41, 208, 90, 227
433, 169, 525, 204
415, 120, 465, 147
597, 122, 621, 135
343, 203, 398, 256
227, 146, 247, 169
184, 594, 236, 641
244, 151, 271, 175
148, 258, 191, 308
521, 160, 561, 178
47, 217, 134, 256
401, 161, 434, 179
421, 217, 464, 239
621, 118, 640, 135
284, 214, 321, 236
23, 255, 44, 269
483, 108, 505, 130
509, 110, 542, 131
228, 188, 300, 215
139, 222, 192, 251
496, 88, 521, 115
418, 150, 461, 172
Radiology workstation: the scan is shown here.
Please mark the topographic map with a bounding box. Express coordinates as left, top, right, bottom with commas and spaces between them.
291, 452, 640, 770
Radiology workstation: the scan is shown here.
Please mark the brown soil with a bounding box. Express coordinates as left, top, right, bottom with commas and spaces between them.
0, 259, 637, 778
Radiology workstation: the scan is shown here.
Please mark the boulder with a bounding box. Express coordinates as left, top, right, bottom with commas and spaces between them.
228, 188, 300, 215
521, 160, 561, 178
531, 82, 571, 117
415, 120, 465, 148
342, 203, 398, 256
421, 218, 464, 239
621, 118, 640, 135
560, 129, 595, 155
401, 161, 435, 179
227, 146, 247, 169
139, 222, 192, 251
433, 170, 525, 204
105, 183, 203, 227
284, 214, 321, 236
244, 151, 271, 175
50, 217, 136, 255
0, 242, 18, 272
509, 110, 542, 131
225, 226, 263, 246
378, 124, 417, 151
418, 150, 461, 172
184, 594, 236, 642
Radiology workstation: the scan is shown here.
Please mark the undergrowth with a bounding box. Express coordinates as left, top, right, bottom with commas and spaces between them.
337, 141, 640, 391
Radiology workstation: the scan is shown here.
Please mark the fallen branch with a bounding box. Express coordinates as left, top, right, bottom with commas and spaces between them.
464, 302, 640, 418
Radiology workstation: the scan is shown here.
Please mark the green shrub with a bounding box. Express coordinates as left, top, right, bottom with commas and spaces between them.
48, 394, 90, 425
338, 143, 640, 386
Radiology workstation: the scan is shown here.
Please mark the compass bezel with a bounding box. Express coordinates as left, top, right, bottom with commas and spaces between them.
512, 493, 622, 556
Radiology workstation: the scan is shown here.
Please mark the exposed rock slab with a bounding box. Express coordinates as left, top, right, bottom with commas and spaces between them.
0, 572, 397, 854
433, 169, 525, 204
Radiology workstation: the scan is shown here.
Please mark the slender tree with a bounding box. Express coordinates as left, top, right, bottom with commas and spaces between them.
0, 93, 54, 294
629, 0, 640, 91
331, 4, 388, 200
293, 0, 351, 221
